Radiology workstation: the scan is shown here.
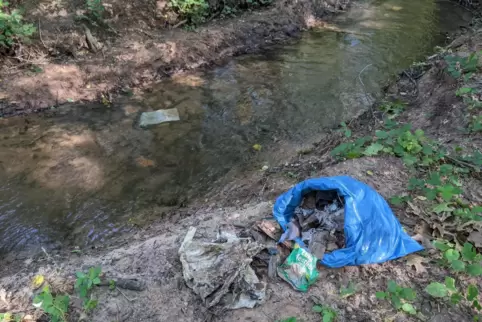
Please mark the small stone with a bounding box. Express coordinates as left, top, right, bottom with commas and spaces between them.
346, 306, 353, 313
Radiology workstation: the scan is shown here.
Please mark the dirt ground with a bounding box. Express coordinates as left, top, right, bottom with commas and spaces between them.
0, 0, 350, 117
1, 3, 482, 322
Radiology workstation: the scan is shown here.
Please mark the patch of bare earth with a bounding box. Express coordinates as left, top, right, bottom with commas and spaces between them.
0, 0, 351, 116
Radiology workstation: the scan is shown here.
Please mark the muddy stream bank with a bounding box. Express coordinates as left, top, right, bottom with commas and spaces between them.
0, 0, 472, 255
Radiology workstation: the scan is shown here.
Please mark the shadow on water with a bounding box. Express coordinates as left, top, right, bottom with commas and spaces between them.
0, 0, 472, 253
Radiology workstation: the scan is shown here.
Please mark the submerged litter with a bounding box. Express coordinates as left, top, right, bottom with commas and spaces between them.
139, 108, 180, 127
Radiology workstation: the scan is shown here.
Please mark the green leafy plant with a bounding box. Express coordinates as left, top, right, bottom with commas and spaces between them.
277, 318, 298, 322
376, 280, 417, 315
109, 279, 116, 290
339, 122, 352, 138
0, 313, 22, 322
340, 282, 356, 298
445, 52, 480, 79
33, 286, 70, 322
75, 266, 102, 311
313, 305, 337, 322
0, 1, 36, 48
469, 115, 482, 133
378, 100, 406, 119
433, 241, 482, 276
86, 0, 104, 20
425, 277, 480, 312
168, 0, 209, 25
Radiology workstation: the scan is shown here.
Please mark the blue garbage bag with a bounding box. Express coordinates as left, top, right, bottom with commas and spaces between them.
273, 176, 423, 268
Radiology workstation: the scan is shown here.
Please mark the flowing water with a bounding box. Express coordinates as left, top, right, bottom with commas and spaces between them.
0, 0, 471, 253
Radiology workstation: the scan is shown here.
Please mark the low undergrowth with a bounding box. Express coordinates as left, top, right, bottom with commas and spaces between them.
328, 49, 482, 320
0, 0, 35, 50
168, 0, 273, 26
1, 266, 107, 322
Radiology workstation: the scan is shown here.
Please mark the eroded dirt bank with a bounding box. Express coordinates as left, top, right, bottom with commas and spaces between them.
1, 14, 482, 321
0, 0, 351, 117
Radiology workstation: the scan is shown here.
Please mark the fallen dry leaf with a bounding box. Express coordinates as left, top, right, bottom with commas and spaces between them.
31, 275, 45, 289
405, 254, 428, 274
412, 233, 434, 250
136, 156, 155, 167
468, 230, 482, 248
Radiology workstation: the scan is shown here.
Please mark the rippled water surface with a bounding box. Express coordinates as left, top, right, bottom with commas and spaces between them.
0, 0, 471, 253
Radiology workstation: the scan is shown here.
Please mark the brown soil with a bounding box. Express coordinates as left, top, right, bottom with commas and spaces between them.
0, 0, 350, 117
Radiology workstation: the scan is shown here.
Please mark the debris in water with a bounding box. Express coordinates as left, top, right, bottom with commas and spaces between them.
139, 108, 180, 127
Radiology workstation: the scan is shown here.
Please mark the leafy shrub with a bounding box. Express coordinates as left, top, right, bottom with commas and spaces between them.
168, 0, 209, 25
376, 280, 417, 315
313, 304, 337, 322
0, 0, 36, 48
86, 0, 105, 20
445, 52, 480, 80
75, 266, 101, 311
33, 286, 70, 322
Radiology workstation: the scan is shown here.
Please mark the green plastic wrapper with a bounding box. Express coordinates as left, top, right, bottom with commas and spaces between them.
277, 244, 319, 292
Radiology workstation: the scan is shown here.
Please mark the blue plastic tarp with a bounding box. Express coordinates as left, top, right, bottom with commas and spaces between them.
273, 176, 423, 268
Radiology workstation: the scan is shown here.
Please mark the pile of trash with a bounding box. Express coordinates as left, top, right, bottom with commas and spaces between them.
178, 176, 425, 310
281, 190, 345, 261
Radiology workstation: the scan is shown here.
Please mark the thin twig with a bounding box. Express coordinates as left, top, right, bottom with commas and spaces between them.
172, 19, 187, 29
38, 19, 48, 49
116, 287, 136, 302
116, 303, 121, 322
357, 63, 373, 88
357, 64, 378, 121
41, 247, 59, 267
446, 155, 481, 172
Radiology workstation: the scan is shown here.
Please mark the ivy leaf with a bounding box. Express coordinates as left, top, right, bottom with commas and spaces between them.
403, 154, 418, 166
433, 203, 454, 214
473, 300, 482, 310
391, 294, 402, 309
427, 173, 442, 186
445, 277, 457, 292
340, 282, 356, 298
450, 260, 466, 272
400, 288, 416, 301
451, 293, 463, 305
322, 310, 336, 322
467, 264, 482, 276
375, 130, 389, 139
467, 285, 479, 301
433, 241, 450, 252
402, 303, 417, 315
444, 249, 460, 262
425, 282, 448, 298
462, 243, 477, 261
437, 185, 462, 201
363, 143, 384, 156
313, 305, 323, 313
376, 291, 387, 299
388, 280, 398, 293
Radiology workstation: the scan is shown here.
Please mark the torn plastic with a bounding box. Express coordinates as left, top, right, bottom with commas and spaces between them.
277, 245, 319, 292
273, 176, 423, 268
179, 227, 266, 309
139, 108, 180, 127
